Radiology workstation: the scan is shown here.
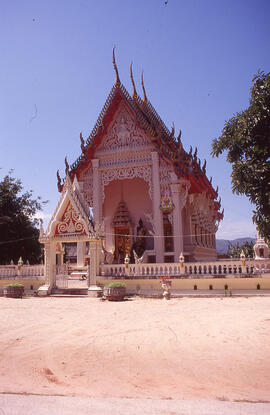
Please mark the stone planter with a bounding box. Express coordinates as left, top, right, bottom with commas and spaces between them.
4, 285, 24, 298
103, 286, 126, 301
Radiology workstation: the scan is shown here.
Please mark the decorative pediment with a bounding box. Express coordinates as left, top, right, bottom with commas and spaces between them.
55, 202, 86, 236
97, 104, 153, 153
43, 174, 94, 240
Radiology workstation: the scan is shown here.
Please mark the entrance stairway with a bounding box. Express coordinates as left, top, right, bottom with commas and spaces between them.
51, 288, 88, 296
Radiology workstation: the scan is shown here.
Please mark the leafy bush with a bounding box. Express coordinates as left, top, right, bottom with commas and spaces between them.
106, 282, 126, 288
6, 283, 24, 287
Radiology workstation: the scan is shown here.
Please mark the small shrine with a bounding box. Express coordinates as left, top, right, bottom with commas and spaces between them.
254, 234, 269, 260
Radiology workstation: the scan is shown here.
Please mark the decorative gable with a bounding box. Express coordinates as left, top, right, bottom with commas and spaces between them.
42, 174, 95, 241
55, 202, 86, 236
96, 104, 153, 154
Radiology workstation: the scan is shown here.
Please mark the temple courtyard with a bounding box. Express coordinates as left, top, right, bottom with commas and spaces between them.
0, 296, 270, 414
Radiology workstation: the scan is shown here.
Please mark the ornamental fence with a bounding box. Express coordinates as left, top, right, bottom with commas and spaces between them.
0, 264, 44, 280
100, 258, 270, 279
0, 258, 269, 281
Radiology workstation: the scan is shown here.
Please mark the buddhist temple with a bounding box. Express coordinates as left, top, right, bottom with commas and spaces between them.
51, 49, 223, 267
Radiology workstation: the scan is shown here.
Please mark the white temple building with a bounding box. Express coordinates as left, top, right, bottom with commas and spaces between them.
41, 51, 223, 271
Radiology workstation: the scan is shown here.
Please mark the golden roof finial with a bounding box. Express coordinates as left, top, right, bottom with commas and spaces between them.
202, 159, 207, 173
64, 156, 69, 174
80, 132, 85, 152
141, 70, 147, 102
130, 61, 137, 99
112, 46, 120, 87
56, 170, 61, 188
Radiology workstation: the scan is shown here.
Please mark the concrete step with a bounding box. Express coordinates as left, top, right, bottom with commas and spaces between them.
51, 288, 88, 296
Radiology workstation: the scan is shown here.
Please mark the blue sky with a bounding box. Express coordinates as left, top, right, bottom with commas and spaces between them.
1, 0, 269, 240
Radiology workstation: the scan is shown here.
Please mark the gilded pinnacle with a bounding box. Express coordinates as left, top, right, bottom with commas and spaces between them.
65, 156, 69, 174
112, 46, 120, 87
141, 71, 147, 102
130, 62, 137, 99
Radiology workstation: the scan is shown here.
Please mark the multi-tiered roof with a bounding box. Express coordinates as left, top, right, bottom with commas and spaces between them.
57, 49, 223, 219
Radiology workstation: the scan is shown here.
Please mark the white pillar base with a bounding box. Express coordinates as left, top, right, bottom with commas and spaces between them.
88, 285, 103, 298
37, 285, 51, 296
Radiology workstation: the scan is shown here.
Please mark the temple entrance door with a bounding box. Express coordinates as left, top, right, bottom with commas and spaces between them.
114, 226, 131, 263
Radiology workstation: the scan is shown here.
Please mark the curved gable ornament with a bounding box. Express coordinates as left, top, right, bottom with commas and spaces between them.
56, 203, 86, 235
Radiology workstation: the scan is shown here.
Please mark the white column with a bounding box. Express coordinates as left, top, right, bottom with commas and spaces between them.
170, 183, 182, 262
151, 152, 164, 263
89, 239, 97, 286
44, 241, 56, 288
170, 175, 189, 263
77, 241, 86, 267
92, 159, 101, 225
37, 241, 56, 296
44, 243, 50, 286
88, 239, 103, 297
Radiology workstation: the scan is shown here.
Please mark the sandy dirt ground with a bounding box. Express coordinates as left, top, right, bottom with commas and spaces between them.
0, 296, 270, 411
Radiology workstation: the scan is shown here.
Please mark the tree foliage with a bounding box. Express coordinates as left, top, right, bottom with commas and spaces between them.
211, 71, 270, 241
227, 241, 254, 259
0, 172, 46, 264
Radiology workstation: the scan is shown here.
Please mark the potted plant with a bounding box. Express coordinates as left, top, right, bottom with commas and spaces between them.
4, 283, 24, 298
103, 282, 126, 301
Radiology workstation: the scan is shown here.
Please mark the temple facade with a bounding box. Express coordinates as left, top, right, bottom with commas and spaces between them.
48, 52, 223, 267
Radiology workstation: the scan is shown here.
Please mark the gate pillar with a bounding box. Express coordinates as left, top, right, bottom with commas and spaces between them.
38, 240, 57, 296
77, 241, 86, 267
88, 238, 102, 297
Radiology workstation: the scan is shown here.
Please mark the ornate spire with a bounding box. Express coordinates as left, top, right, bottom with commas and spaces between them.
177, 128, 182, 143
64, 157, 69, 175
130, 61, 137, 99
80, 132, 85, 152
141, 71, 147, 102
202, 159, 207, 173
112, 46, 120, 87
57, 170, 62, 190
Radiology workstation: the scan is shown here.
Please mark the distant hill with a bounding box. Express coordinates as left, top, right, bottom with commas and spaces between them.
216, 237, 256, 254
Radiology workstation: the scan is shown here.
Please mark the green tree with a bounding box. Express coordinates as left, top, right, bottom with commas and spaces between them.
0, 172, 46, 264
227, 240, 254, 259
211, 71, 270, 241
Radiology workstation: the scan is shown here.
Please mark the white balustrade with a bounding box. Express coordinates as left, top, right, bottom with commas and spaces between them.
100, 258, 270, 278
0, 264, 45, 279
1, 258, 269, 282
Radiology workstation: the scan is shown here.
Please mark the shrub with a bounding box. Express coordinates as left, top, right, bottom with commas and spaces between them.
6, 283, 24, 287
106, 281, 126, 288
